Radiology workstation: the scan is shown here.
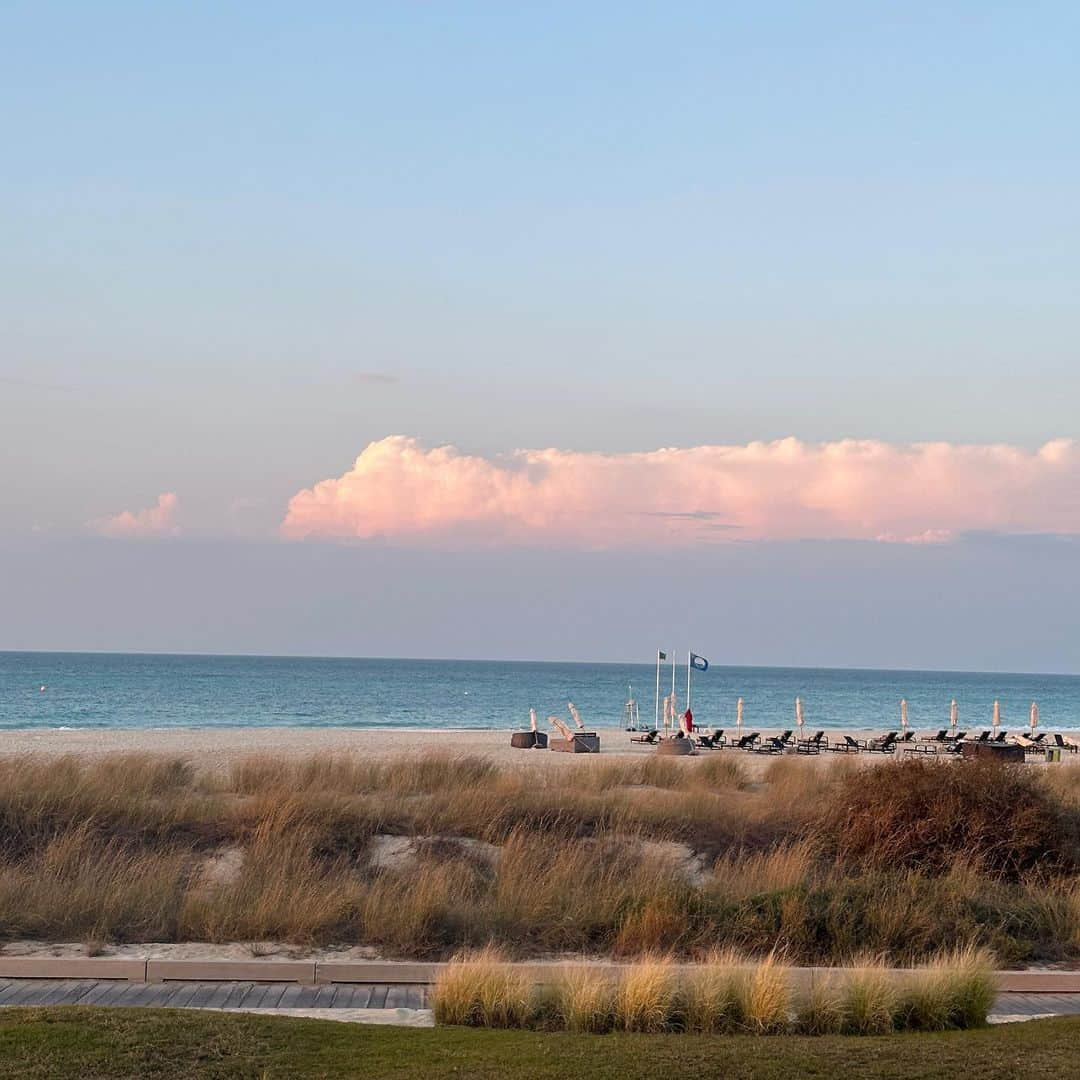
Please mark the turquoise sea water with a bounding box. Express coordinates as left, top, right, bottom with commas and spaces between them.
2, 652, 1079, 734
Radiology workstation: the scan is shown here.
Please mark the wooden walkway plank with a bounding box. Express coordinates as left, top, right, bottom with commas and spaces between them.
276, 984, 306, 1008
4, 981, 61, 1005
341, 985, 373, 1009
165, 983, 203, 1009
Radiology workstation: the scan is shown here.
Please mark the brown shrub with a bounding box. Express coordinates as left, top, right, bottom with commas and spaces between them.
811, 758, 1080, 880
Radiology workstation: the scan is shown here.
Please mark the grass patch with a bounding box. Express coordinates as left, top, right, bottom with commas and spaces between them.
0, 1008, 1077, 1079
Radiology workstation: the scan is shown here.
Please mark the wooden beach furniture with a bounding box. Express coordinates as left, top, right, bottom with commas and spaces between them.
695, 729, 725, 750
510, 731, 548, 749
828, 734, 865, 753
630, 729, 659, 744
867, 731, 898, 753
796, 730, 827, 754
754, 729, 793, 754
656, 733, 695, 755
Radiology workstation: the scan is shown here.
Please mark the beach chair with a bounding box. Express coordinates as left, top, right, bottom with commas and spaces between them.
695, 729, 725, 750
1053, 734, 1079, 754
1014, 732, 1046, 755
974, 731, 992, 743
943, 732, 967, 753
796, 730, 828, 754
867, 731, 898, 754
828, 734, 865, 753
753, 729, 792, 755
630, 729, 659, 744
1013, 733, 1043, 755
734, 731, 760, 750
992, 732, 1008, 743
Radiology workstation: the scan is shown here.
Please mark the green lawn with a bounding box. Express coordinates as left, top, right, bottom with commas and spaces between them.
0, 1008, 1073, 1079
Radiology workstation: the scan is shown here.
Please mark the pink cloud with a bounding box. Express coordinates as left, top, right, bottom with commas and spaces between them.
280, 436, 1080, 548
92, 493, 180, 538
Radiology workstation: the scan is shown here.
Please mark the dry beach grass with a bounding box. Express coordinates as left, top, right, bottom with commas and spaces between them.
431, 947, 998, 1035
0, 750, 1078, 966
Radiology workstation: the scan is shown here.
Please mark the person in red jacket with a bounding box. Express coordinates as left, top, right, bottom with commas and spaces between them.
682, 707, 694, 733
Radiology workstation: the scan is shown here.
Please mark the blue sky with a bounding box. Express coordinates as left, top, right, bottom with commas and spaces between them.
2, 4, 1079, 664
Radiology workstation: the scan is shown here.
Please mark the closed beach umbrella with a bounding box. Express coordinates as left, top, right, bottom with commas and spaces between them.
900, 698, 908, 733
530, 707, 538, 733
795, 696, 804, 734
992, 700, 1001, 734
949, 699, 958, 735
1030, 701, 1039, 735
736, 696, 744, 732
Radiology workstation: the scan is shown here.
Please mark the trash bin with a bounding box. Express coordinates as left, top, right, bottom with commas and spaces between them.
1045, 747, 1062, 763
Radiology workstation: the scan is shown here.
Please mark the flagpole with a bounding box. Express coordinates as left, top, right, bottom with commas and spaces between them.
670, 650, 676, 728
654, 650, 661, 729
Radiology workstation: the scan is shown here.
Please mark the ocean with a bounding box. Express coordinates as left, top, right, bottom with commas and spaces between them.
1, 651, 1079, 734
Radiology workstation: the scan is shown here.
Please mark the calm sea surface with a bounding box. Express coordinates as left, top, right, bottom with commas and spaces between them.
2, 652, 1079, 734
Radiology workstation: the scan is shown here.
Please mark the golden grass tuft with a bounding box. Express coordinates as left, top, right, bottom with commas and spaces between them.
734, 952, 791, 1034
841, 957, 899, 1035
614, 957, 677, 1033
897, 944, 997, 1030
793, 973, 846, 1035
432, 948, 532, 1028
681, 949, 745, 1034
550, 966, 616, 1034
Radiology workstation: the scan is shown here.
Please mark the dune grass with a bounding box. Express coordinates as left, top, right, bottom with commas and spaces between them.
0, 752, 1076, 966
431, 949, 997, 1035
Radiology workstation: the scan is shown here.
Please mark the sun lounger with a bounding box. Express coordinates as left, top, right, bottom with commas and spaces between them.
796, 730, 828, 754
751, 730, 793, 755
630, 729, 659, 744
943, 732, 967, 753
828, 734, 865, 753
1013, 734, 1045, 755
695, 730, 726, 749
867, 731, 898, 753
974, 731, 992, 743
734, 732, 760, 750
1053, 734, 1079, 754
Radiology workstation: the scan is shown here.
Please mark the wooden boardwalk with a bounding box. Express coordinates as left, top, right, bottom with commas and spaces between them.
0, 980, 428, 1011
0, 981, 1073, 1019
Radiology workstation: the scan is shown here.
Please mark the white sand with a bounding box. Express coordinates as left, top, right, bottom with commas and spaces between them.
0, 724, 899, 768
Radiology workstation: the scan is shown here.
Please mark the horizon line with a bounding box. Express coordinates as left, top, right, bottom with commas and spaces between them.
2, 648, 1079, 682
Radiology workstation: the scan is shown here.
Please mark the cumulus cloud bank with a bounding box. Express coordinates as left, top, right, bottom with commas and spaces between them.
281, 436, 1080, 548
92, 493, 180, 538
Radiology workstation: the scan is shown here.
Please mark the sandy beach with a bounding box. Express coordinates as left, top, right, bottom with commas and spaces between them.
0, 724, 1059, 774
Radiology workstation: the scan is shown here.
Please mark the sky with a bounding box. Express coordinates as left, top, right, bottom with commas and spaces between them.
2, 3, 1079, 667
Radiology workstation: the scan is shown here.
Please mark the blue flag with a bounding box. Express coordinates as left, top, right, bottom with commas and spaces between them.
690, 652, 709, 672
